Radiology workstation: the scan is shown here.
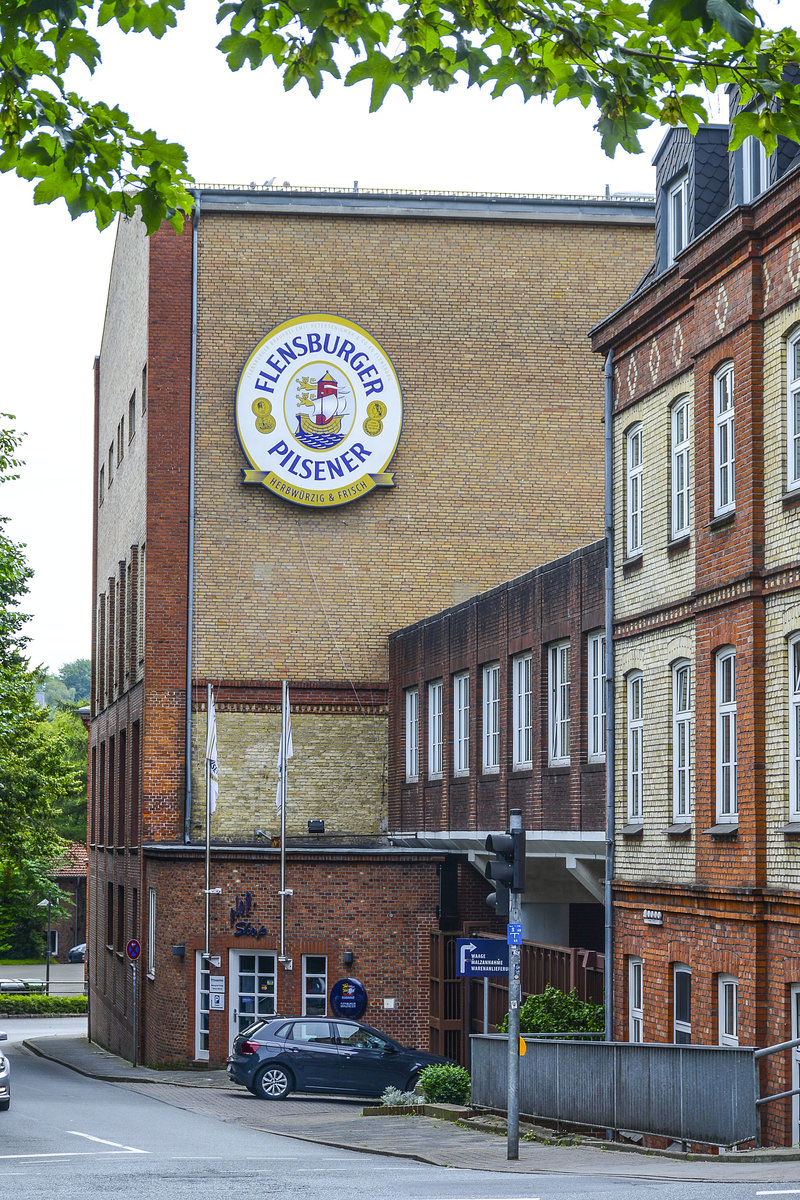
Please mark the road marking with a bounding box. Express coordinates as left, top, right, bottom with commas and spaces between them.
66, 1131, 147, 1154
756, 1192, 800, 1196
0, 1151, 139, 1160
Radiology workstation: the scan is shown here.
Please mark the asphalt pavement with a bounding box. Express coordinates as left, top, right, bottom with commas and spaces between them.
18, 1031, 800, 1182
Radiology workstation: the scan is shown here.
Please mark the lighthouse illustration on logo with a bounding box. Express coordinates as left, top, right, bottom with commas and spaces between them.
294, 370, 351, 451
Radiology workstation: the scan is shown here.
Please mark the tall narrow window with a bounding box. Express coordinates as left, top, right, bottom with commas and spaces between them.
790, 637, 800, 820
667, 173, 689, 263
128, 391, 137, 442
626, 424, 643, 556
453, 672, 470, 776
674, 964, 692, 1044
742, 135, 768, 202
671, 396, 691, 539
629, 957, 644, 1043
788, 332, 800, 492
627, 672, 643, 821
482, 663, 500, 773
404, 688, 419, 782
141, 363, 148, 413
587, 632, 606, 763
117, 416, 125, 464
673, 660, 692, 821
99, 465, 105, 505
548, 642, 570, 766
718, 975, 739, 1047
108, 443, 114, 484
147, 888, 156, 976
714, 363, 735, 515
302, 955, 327, 1016
512, 653, 533, 770
428, 680, 443, 780
716, 647, 737, 821
137, 542, 146, 673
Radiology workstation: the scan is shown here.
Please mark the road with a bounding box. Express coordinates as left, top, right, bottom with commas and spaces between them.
3, 1021, 800, 1200
0, 960, 85, 996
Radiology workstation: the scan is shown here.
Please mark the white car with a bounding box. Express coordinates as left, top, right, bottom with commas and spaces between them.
0, 1032, 9, 1111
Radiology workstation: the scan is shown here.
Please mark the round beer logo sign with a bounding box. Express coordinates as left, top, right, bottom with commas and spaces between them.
236, 314, 402, 508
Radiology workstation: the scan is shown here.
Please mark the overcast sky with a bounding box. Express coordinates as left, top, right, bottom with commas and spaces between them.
0, 0, 737, 674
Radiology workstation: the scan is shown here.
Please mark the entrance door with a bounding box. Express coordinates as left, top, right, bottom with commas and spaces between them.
228, 950, 277, 1048
792, 985, 800, 1145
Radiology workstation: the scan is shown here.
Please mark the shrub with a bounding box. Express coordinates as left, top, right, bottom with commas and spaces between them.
498, 984, 604, 1035
0, 994, 87, 1015
380, 1084, 423, 1106
418, 1063, 471, 1105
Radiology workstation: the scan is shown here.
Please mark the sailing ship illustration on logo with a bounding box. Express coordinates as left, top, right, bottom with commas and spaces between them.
294, 371, 351, 451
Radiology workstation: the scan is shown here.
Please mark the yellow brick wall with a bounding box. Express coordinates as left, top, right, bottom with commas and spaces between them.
613, 368, 695, 621
764, 299, 800, 572
614, 622, 695, 884
764, 592, 800, 887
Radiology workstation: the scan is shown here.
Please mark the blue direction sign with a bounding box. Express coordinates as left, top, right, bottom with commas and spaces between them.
507, 923, 523, 946
456, 938, 509, 977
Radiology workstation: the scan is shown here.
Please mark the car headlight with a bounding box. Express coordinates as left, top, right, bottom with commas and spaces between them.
0, 1054, 6, 1068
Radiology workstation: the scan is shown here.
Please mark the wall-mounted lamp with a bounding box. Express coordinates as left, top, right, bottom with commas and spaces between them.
308, 820, 325, 834
342, 950, 354, 966
172, 944, 186, 958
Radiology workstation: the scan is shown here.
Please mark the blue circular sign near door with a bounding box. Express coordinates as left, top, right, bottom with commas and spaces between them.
329, 977, 368, 1020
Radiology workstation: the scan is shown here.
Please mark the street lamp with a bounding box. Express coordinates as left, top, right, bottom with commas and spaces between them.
37, 898, 51, 996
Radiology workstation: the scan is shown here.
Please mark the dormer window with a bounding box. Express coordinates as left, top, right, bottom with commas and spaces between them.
742, 135, 769, 202
667, 173, 689, 264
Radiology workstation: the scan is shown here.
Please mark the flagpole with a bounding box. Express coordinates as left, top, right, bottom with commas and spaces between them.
205, 681, 212, 962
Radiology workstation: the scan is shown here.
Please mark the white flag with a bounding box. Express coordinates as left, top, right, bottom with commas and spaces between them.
275, 686, 293, 811
206, 691, 219, 815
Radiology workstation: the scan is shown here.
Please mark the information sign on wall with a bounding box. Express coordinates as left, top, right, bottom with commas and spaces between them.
236, 314, 403, 509
329, 977, 368, 1020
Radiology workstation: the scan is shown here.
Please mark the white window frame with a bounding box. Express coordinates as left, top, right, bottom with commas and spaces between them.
302, 954, 327, 1017
453, 672, 470, 777
718, 975, 739, 1047
512, 652, 533, 770
627, 671, 643, 822
788, 331, 800, 493
742, 134, 769, 203
548, 642, 571, 766
482, 663, 500, 774
714, 363, 735, 516
671, 395, 691, 540
404, 688, 419, 782
672, 660, 693, 821
667, 172, 689, 264
626, 423, 643, 557
674, 963, 691, 1044
790, 636, 800, 820
629, 957, 644, 1043
587, 631, 606, 763
716, 647, 738, 822
147, 886, 156, 977
428, 680, 443, 780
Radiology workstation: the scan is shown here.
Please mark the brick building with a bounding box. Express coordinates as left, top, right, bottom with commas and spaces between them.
591, 106, 800, 1144
89, 185, 653, 1066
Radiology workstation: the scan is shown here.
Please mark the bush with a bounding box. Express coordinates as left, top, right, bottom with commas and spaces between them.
380, 1084, 423, 1106
418, 1063, 471, 1105
0, 994, 87, 1015
498, 984, 604, 1035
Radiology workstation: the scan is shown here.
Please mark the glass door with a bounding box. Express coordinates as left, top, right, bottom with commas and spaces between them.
228, 949, 277, 1047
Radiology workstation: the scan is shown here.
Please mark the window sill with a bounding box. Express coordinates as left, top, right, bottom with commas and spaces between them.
708, 511, 735, 532
452, 772, 469, 781
427, 775, 443, 783
621, 822, 643, 838
481, 768, 500, 778
667, 534, 690, 556
582, 759, 605, 771
782, 489, 800, 512
622, 553, 643, 574
781, 822, 800, 838
664, 822, 692, 837
702, 822, 738, 839
511, 763, 533, 775
544, 763, 571, 776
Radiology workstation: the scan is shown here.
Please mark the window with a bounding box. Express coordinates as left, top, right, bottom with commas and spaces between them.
716, 648, 737, 821
428, 680, 443, 779
453, 672, 469, 776
718, 975, 739, 1047
147, 887, 156, 976
482, 663, 500, 773
714, 363, 735, 515
788, 332, 800, 492
667, 173, 689, 264
548, 642, 570, 766
404, 688, 419, 782
108, 443, 114, 484
587, 632, 606, 763
141, 363, 148, 413
128, 391, 136, 442
790, 637, 800, 820
626, 424, 643, 556
512, 653, 533, 770
674, 964, 691, 1044
742, 135, 768, 203
673, 660, 692, 821
302, 955, 327, 1016
671, 396, 691, 539
117, 416, 125, 464
629, 957, 643, 1042
627, 672, 643, 821
99, 464, 105, 505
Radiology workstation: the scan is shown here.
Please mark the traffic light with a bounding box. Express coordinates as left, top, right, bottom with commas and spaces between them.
485, 876, 510, 920
485, 828, 526, 893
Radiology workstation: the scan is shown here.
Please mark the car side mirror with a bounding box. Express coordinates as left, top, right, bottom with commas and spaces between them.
383, 1044, 397, 1054
0, 1033, 6, 1042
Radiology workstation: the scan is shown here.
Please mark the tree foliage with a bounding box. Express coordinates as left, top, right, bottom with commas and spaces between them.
498, 984, 604, 1034
1, 1, 800, 231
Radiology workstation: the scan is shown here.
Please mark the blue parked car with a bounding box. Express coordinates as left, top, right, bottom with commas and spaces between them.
227, 1016, 451, 1100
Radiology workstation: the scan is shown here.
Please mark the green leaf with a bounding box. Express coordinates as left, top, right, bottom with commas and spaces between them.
705, 0, 756, 46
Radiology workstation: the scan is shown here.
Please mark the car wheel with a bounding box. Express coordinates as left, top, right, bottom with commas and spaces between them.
252, 1064, 293, 1100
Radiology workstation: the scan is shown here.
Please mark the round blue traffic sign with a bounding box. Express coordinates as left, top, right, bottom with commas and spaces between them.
126, 939, 141, 961
329, 977, 368, 1020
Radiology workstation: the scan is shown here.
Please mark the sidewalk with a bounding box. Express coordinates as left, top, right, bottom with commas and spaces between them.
22, 1034, 800, 1182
